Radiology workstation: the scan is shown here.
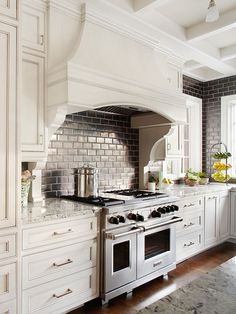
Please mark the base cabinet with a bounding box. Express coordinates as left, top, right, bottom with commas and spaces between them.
219, 192, 230, 241
177, 191, 230, 263
204, 194, 218, 247
22, 217, 99, 314
0, 299, 16, 314
22, 267, 97, 314
230, 191, 236, 238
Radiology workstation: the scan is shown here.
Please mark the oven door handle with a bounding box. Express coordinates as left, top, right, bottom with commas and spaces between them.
105, 226, 144, 240
143, 216, 183, 232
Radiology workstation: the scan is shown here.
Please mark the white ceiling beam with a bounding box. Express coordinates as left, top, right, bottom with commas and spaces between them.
184, 63, 204, 72
220, 44, 236, 61
187, 9, 236, 43
133, 0, 171, 12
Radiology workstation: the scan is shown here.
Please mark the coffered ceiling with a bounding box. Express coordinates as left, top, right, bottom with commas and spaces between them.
107, 0, 236, 81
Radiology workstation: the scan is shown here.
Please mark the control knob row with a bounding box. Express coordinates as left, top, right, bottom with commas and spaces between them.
109, 215, 126, 224
127, 213, 144, 222
151, 205, 179, 218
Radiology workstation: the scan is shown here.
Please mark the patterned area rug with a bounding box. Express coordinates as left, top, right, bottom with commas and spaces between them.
137, 257, 236, 314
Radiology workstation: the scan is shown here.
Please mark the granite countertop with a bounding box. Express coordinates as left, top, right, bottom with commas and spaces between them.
159, 183, 234, 198
21, 198, 101, 225
22, 184, 236, 226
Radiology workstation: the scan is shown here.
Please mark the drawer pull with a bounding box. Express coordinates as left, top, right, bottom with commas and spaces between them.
53, 259, 73, 267
153, 261, 162, 267
40, 34, 44, 45
184, 222, 195, 228
184, 203, 195, 208
208, 196, 217, 200
53, 229, 73, 236
53, 288, 72, 299
184, 241, 195, 247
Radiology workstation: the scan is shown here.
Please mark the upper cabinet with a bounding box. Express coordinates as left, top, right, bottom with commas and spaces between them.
0, 0, 16, 19
21, 1, 47, 161
167, 63, 183, 92
22, 5, 45, 53
21, 53, 45, 153
0, 22, 17, 228
166, 125, 182, 157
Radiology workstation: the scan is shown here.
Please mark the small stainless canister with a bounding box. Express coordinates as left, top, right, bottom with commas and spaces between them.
84, 167, 99, 197
76, 166, 99, 197
76, 167, 86, 197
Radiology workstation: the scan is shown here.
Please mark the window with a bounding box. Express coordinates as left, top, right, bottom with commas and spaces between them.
221, 96, 236, 177
181, 96, 202, 175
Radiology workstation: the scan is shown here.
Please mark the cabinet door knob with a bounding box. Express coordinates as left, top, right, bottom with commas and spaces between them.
167, 143, 171, 151
39, 134, 43, 145
40, 34, 44, 45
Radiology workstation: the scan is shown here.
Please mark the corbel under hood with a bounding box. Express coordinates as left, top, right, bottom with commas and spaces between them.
47, 2, 187, 137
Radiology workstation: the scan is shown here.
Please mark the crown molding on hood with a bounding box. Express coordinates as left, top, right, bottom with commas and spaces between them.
47, 1, 187, 139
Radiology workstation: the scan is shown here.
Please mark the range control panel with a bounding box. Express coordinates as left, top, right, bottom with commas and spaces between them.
106, 204, 179, 227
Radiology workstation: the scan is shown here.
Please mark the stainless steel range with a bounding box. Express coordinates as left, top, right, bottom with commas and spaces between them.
61, 189, 182, 304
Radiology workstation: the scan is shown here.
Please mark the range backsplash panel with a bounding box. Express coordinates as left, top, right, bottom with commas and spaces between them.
42, 111, 139, 197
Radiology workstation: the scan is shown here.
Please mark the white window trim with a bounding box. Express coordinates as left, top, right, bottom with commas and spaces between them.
221, 95, 236, 177
182, 95, 202, 174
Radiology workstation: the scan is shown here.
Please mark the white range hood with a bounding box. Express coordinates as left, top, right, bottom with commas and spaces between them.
48, 1, 187, 137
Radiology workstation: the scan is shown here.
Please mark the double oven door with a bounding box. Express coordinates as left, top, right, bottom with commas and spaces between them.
137, 223, 176, 278
104, 226, 137, 293
104, 219, 179, 293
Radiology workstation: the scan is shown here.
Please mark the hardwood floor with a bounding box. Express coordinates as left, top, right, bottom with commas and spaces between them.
70, 242, 236, 314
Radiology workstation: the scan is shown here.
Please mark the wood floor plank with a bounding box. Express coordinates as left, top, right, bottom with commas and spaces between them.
69, 242, 236, 314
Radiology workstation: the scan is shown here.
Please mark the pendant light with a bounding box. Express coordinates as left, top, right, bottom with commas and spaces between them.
206, 0, 219, 23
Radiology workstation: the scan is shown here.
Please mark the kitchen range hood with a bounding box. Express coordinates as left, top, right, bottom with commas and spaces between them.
47, 1, 187, 137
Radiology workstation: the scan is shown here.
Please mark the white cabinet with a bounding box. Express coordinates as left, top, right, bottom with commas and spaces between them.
230, 191, 236, 238
0, 0, 16, 19
22, 5, 45, 52
219, 191, 230, 241
0, 263, 16, 303
0, 234, 16, 260
21, 1, 47, 160
22, 267, 97, 314
167, 64, 182, 91
21, 53, 45, 153
22, 216, 99, 314
166, 125, 182, 157
0, 22, 16, 228
176, 196, 204, 262
204, 194, 218, 247
0, 299, 16, 314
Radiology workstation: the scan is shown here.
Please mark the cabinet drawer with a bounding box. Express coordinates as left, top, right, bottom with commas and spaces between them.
177, 210, 203, 235
0, 299, 16, 314
22, 5, 45, 52
0, 263, 16, 303
0, 234, 16, 260
178, 197, 203, 212
23, 239, 97, 289
22, 267, 97, 314
23, 217, 97, 249
0, 0, 16, 19
176, 231, 203, 262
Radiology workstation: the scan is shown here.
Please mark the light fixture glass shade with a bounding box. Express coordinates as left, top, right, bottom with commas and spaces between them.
206, 0, 219, 22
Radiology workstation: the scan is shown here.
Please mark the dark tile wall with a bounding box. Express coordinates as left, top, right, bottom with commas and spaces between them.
183, 75, 203, 99
203, 75, 236, 174
42, 111, 139, 197
183, 74, 236, 173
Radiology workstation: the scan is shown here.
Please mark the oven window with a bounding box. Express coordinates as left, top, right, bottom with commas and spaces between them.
145, 229, 170, 260
113, 241, 130, 272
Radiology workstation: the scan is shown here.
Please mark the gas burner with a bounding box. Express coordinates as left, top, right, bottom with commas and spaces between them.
60, 195, 125, 207
105, 189, 167, 198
